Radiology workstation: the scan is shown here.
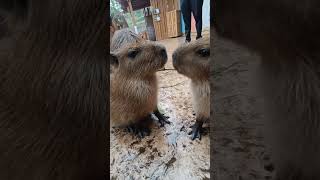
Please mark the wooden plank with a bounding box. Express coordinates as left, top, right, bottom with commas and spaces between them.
161, 0, 168, 39
155, 0, 160, 40
167, 0, 179, 11
159, 0, 163, 40
166, 10, 182, 37
156, 0, 160, 40
127, 0, 137, 26
159, 0, 164, 39
150, 0, 170, 41
151, 0, 158, 40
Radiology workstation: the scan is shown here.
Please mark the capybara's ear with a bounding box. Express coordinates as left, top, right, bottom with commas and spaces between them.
110, 52, 119, 67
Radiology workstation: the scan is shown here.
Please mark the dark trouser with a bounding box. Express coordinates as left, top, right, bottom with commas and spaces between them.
181, 0, 204, 41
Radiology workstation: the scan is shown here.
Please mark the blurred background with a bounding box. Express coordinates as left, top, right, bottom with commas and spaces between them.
110, 0, 210, 41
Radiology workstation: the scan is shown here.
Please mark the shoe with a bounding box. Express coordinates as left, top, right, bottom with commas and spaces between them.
185, 39, 191, 43
196, 36, 202, 40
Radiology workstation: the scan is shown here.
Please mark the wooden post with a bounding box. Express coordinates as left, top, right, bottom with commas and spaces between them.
127, 0, 137, 27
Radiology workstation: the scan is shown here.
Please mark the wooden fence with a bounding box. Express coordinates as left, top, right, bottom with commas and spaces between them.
150, 0, 181, 40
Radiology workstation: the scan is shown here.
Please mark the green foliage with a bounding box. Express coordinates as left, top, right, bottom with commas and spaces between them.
110, 0, 147, 33
124, 8, 147, 33
110, 0, 123, 18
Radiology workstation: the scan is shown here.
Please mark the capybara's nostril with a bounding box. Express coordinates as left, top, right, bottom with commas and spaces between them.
172, 51, 177, 66
160, 48, 167, 59
172, 51, 177, 61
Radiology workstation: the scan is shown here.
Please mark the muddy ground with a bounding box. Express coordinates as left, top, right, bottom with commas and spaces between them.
212, 37, 275, 180
110, 35, 210, 180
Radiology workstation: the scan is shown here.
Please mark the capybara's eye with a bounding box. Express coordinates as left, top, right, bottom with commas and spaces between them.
197, 48, 210, 57
127, 49, 140, 59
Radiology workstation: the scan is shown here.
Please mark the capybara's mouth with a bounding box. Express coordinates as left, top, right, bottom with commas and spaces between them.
158, 56, 167, 69
175, 68, 184, 75
173, 64, 187, 76
157, 62, 166, 70
162, 56, 168, 65
172, 58, 181, 73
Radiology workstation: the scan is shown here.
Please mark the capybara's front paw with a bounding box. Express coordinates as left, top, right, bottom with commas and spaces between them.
188, 121, 204, 140
125, 124, 151, 138
154, 109, 170, 127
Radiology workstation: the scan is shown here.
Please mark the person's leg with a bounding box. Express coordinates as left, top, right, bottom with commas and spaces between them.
181, 0, 191, 42
191, 0, 204, 39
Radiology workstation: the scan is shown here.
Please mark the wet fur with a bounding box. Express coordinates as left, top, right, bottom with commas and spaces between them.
0, 0, 107, 179
213, 0, 320, 179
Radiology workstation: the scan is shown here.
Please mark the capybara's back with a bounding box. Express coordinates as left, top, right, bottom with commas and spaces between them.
0, 0, 107, 179
213, 0, 320, 179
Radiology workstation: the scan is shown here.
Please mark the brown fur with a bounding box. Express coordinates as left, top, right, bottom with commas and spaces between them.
213, 0, 320, 179
110, 28, 143, 74
110, 21, 117, 42
110, 28, 143, 52
110, 41, 167, 127
0, 0, 106, 179
172, 37, 210, 139
173, 37, 210, 81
